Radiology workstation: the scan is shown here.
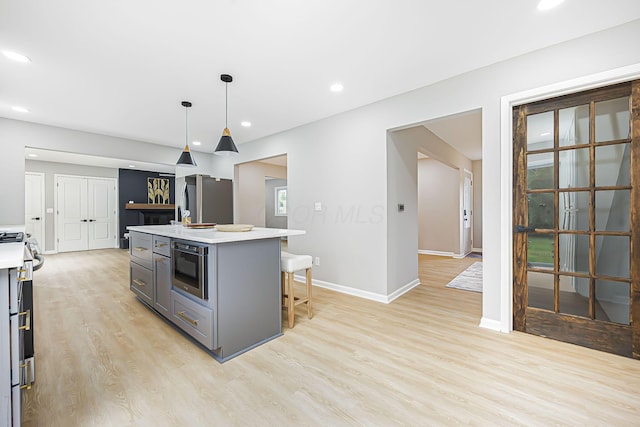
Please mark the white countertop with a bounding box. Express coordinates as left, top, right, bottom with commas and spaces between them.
0, 225, 26, 269
127, 225, 305, 244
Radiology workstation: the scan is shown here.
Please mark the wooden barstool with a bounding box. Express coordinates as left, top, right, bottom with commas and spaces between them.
280, 251, 313, 328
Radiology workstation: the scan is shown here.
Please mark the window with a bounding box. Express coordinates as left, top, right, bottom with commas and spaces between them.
275, 186, 287, 216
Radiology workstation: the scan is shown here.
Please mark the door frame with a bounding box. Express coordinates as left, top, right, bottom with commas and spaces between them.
497, 63, 640, 333
25, 172, 46, 250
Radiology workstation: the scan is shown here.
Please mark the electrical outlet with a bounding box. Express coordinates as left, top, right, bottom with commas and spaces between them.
314, 257, 320, 266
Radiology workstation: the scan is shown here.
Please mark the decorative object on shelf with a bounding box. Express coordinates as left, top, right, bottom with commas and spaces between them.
177, 101, 197, 166
215, 224, 254, 232
214, 74, 239, 156
147, 178, 170, 204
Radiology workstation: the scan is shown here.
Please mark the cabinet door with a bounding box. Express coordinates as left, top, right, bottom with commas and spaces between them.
130, 261, 153, 306
153, 253, 171, 318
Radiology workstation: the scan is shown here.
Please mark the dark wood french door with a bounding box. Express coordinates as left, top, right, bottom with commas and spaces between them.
513, 80, 640, 358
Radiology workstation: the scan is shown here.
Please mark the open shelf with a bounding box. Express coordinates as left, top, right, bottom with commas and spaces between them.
125, 203, 175, 210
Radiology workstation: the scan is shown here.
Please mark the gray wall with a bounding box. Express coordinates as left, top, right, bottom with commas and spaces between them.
418, 159, 459, 253
265, 178, 288, 229
25, 160, 118, 252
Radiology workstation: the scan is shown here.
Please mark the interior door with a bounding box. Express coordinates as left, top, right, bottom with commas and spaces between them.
513, 81, 640, 358
56, 176, 89, 252
87, 178, 117, 250
25, 173, 45, 247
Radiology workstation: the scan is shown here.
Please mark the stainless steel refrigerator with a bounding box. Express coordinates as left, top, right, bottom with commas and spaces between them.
181, 175, 233, 224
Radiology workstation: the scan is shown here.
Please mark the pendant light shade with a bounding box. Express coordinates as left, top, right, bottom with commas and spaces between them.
214, 74, 239, 156
177, 101, 197, 167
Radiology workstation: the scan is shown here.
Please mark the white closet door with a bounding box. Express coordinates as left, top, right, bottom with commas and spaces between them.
57, 176, 89, 252
87, 178, 117, 250
25, 173, 45, 247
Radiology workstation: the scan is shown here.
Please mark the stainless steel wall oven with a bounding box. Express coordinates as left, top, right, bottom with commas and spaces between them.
171, 240, 208, 300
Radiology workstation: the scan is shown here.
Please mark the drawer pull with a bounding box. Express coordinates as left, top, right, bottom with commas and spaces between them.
133, 279, 147, 287
20, 359, 33, 390
177, 311, 199, 327
18, 310, 30, 331
155, 258, 167, 264
134, 246, 148, 252
155, 242, 168, 247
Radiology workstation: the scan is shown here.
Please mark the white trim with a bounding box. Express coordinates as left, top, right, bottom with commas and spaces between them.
472, 247, 483, 253
479, 317, 502, 332
499, 63, 640, 334
418, 249, 454, 257
294, 275, 421, 304
453, 251, 471, 259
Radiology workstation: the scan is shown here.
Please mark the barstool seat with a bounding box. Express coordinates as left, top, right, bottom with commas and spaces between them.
281, 251, 313, 328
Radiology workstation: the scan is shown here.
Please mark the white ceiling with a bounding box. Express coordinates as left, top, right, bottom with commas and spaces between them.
3, 1, 640, 163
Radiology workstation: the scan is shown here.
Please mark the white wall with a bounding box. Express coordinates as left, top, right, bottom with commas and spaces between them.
472, 160, 482, 250
2, 19, 639, 323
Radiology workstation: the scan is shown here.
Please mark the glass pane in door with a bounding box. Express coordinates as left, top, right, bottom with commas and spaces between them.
527, 153, 554, 190
559, 104, 589, 147
558, 234, 589, 274
527, 111, 554, 150
558, 275, 590, 317
595, 143, 630, 187
528, 193, 554, 229
595, 280, 630, 325
559, 148, 590, 188
528, 271, 554, 311
595, 236, 629, 278
559, 191, 589, 231
595, 190, 630, 232
595, 96, 630, 142
527, 233, 554, 270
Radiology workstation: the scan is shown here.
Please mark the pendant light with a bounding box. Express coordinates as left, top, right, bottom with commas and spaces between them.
176, 101, 197, 167
214, 74, 239, 156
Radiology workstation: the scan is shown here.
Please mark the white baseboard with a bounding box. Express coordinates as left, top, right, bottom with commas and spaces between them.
293, 275, 420, 304
418, 249, 454, 257
472, 247, 483, 253
452, 251, 471, 259
479, 317, 503, 332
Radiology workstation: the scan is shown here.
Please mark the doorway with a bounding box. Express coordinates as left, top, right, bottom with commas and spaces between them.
513, 80, 639, 358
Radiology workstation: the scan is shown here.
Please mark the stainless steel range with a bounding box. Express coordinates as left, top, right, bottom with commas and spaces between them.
0, 230, 43, 426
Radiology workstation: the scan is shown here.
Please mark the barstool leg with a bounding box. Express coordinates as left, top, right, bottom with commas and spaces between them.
306, 267, 313, 319
287, 271, 295, 328
281, 271, 286, 307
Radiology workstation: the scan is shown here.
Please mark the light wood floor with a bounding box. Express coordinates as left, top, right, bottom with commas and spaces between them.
22, 251, 640, 426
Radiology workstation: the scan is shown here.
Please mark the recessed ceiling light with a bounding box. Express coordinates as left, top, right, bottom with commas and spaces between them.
240, 121, 251, 127
192, 141, 201, 146
2, 50, 31, 63
27, 153, 38, 158
128, 164, 136, 168
540, 132, 552, 136
12, 106, 29, 113
537, 0, 564, 11
330, 83, 344, 92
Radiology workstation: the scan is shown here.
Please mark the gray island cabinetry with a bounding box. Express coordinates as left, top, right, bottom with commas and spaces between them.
127, 225, 304, 362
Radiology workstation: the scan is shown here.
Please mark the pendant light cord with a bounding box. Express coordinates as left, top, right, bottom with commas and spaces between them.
185, 105, 188, 146
225, 82, 228, 129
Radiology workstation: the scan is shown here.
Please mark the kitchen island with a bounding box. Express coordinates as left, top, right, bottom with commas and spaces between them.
127, 225, 304, 362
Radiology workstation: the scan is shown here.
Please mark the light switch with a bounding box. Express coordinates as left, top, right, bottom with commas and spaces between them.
314, 202, 322, 211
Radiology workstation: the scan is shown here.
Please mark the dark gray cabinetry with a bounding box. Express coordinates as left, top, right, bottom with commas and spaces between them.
152, 236, 171, 318
130, 232, 153, 305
